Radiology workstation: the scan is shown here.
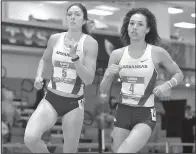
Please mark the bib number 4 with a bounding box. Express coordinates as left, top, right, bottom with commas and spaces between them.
129, 84, 134, 94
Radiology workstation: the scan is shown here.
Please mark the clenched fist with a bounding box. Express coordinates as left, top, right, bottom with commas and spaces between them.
64, 37, 78, 58
153, 81, 171, 97
34, 76, 44, 90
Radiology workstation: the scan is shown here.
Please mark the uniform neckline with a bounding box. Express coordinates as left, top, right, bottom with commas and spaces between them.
63, 32, 84, 49
126, 43, 149, 60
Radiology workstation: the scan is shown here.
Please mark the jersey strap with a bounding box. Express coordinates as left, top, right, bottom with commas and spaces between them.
137, 69, 157, 106
51, 68, 57, 89
71, 76, 83, 95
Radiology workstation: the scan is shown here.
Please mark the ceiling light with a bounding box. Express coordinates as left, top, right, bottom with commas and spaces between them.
95, 5, 119, 11
45, 1, 67, 4
174, 22, 195, 29
168, 7, 183, 14
185, 83, 191, 87
191, 13, 195, 17
88, 9, 113, 16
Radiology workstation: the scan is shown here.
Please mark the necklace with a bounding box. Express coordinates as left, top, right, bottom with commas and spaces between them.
64, 34, 75, 48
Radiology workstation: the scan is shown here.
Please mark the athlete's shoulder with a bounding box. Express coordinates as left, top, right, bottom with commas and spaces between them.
111, 47, 126, 57
151, 44, 169, 63
109, 47, 126, 64
83, 34, 98, 52
85, 34, 98, 45
151, 44, 168, 55
50, 32, 63, 41
48, 32, 62, 45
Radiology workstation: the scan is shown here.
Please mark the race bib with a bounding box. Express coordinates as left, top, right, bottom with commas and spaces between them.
122, 76, 145, 96
53, 60, 76, 83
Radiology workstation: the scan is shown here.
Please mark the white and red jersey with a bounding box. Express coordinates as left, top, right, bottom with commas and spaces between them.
119, 44, 158, 107
47, 32, 87, 96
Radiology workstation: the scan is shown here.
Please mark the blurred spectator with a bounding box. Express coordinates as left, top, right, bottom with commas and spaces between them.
2, 86, 20, 142
181, 105, 196, 153
2, 121, 9, 142
109, 96, 118, 111
105, 96, 118, 128
94, 96, 118, 129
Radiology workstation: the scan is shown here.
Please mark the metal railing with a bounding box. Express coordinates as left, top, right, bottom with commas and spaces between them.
2, 141, 195, 153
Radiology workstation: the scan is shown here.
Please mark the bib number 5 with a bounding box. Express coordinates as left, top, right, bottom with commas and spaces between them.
62, 68, 67, 77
